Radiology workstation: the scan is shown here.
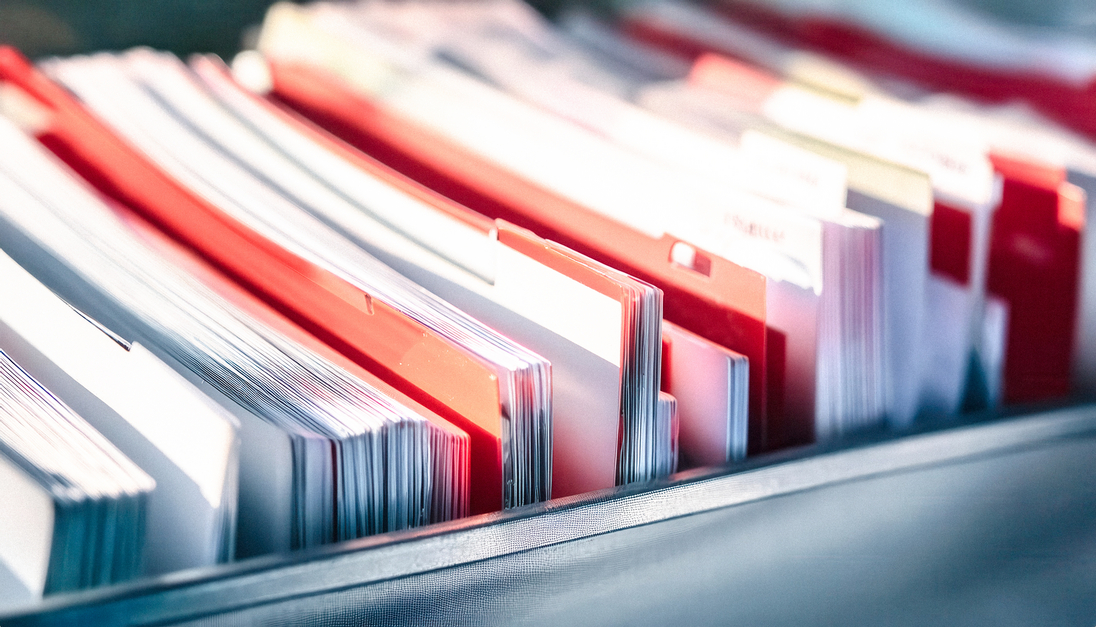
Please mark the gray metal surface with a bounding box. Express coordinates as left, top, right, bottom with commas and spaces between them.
7, 405, 1096, 625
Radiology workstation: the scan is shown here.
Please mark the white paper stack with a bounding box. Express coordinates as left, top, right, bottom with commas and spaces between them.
0, 247, 240, 576
653, 391, 679, 479
0, 350, 154, 610
0, 115, 469, 558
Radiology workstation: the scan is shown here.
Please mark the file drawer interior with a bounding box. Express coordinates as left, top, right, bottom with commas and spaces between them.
3, 2, 1096, 625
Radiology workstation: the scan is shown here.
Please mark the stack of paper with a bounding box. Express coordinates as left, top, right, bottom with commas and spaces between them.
0, 350, 154, 608
0, 47, 541, 517
0, 247, 240, 576
0, 114, 469, 556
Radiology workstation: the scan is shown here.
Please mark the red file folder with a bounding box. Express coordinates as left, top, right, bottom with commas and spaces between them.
987, 153, 1083, 403
262, 59, 789, 455
0, 46, 510, 515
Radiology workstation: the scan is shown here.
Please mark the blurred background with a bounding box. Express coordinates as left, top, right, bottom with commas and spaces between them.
0, 0, 276, 59
2, 0, 1096, 60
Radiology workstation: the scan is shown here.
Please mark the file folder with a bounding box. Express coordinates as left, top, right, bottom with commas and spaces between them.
254, 2, 896, 445
0, 112, 471, 552
255, 47, 777, 453
662, 320, 748, 467
134, 51, 666, 494
987, 153, 1083, 403
0, 46, 546, 515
